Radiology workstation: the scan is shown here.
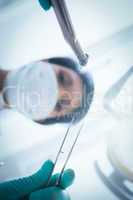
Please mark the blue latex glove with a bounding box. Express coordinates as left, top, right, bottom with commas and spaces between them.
0, 160, 75, 200
38, 0, 52, 11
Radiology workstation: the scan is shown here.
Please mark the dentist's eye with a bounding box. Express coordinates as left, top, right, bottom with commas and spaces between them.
58, 71, 72, 88
55, 101, 62, 112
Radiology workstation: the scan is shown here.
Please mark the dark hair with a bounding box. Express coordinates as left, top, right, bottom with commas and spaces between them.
37, 57, 94, 125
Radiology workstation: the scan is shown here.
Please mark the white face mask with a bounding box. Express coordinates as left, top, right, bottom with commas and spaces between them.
2, 61, 58, 120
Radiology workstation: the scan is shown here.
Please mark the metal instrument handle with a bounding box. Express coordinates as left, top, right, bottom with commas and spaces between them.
51, 0, 89, 66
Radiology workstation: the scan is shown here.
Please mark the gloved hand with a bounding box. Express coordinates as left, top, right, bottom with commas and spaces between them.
38, 0, 52, 11
0, 160, 75, 200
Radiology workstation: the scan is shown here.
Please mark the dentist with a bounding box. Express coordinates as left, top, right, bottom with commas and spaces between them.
0, 1, 94, 200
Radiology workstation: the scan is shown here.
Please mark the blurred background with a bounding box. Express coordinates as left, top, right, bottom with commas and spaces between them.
0, 0, 133, 199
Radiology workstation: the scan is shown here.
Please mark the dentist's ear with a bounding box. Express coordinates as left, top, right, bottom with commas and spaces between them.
38, 0, 52, 11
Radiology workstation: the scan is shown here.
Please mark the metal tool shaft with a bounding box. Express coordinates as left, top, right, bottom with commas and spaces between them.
51, 0, 89, 66
46, 118, 74, 187
46, 118, 85, 187
56, 122, 85, 186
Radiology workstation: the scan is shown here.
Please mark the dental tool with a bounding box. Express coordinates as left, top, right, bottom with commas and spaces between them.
46, 118, 85, 187
51, 0, 89, 66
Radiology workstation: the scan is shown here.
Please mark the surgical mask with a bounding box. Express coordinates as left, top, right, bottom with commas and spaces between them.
2, 61, 58, 120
